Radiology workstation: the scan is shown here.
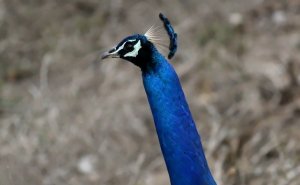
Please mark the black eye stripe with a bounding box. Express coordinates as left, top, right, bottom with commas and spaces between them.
125, 42, 133, 48
125, 40, 138, 47
124, 40, 138, 51
115, 40, 138, 53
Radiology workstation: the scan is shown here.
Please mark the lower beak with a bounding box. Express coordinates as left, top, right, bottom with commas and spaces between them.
101, 48, 119, 60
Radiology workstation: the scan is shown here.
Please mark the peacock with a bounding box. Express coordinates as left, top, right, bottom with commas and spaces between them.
102, 13, 217, 185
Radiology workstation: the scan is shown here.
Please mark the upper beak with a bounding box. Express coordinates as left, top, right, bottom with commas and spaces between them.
101, 48, 119, 60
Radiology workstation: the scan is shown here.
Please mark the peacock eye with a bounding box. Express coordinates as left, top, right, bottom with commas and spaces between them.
125, 42, 134, 50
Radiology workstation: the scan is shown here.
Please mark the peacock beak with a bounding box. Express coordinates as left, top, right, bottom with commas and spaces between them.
101, 48, 120, 60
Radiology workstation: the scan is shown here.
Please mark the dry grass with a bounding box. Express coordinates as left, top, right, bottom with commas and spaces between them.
0, 0, 300, 185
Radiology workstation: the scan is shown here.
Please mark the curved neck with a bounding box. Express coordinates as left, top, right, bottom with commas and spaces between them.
142, 51, 216, 185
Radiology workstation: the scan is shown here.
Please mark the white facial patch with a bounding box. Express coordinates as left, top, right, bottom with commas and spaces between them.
124, 40, 142, 57
112, 39, 136, 54
110, 39, 142, 58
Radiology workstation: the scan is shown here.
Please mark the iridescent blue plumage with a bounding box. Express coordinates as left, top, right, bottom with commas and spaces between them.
142, 45, 216, 185
102, 13, 217, 185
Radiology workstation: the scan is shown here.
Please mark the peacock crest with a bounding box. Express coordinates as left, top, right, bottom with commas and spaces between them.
144, 13, 178, 59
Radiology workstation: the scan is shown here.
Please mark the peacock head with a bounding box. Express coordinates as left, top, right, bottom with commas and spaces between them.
101, 13, 177, 68
101, 34, 153, 66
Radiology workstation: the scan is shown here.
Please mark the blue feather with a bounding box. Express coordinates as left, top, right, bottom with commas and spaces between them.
142, 46, 216, 185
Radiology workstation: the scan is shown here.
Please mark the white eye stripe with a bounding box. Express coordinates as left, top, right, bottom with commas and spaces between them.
113, 42, 126, 53
112, 39, 137, 54
124, 40, 141, 57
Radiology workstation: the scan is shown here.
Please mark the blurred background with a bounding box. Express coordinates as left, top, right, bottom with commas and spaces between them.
0, 0, 300, 185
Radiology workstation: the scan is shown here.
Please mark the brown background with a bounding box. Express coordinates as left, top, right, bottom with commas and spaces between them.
0, 0, 300, 185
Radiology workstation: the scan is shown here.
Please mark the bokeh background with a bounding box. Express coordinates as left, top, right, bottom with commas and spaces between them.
0, 0, 300, 185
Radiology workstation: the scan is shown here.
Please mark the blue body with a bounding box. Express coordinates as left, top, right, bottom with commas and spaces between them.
142, 49, 217, 185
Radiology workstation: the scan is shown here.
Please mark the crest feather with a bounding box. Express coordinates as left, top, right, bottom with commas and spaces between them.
144, 13, 178, 59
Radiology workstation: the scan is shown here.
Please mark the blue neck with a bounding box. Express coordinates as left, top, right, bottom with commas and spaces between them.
142, 50, 216, 185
